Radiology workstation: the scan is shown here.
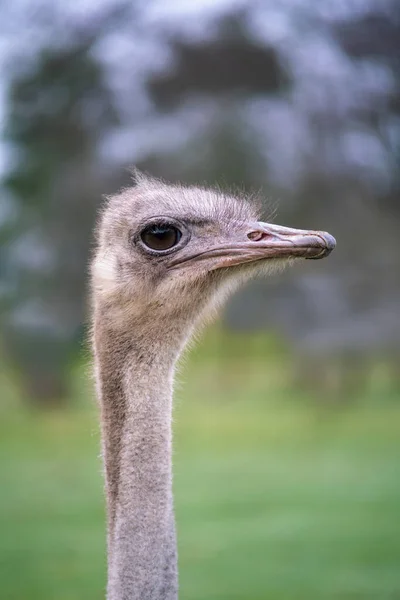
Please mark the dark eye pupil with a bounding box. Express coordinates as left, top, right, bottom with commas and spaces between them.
141, 224, 182, 251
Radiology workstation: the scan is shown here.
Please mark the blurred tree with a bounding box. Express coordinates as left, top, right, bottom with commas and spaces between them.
334, 0, 400, 212
147, 14, 288, 109
143, 12, 288, 199
1, 38, 119, 404
1, 0, 400, 404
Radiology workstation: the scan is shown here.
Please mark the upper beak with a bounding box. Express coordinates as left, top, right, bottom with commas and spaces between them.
170, 221, 336, 270
208, 221, 336, 270
247, 222, 336, 260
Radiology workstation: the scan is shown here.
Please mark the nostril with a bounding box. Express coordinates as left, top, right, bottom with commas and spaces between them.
247, 230, 272, 242
247, 231, 262, 241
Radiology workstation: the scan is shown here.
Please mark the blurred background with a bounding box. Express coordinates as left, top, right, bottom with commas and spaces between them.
0, 0, 399, 598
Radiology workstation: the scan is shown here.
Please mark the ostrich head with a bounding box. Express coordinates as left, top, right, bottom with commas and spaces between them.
92, 172, 335, 343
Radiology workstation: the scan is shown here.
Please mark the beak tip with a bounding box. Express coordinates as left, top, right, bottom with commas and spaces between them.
324, 232, 336, 251
307, 231, 336, 260
322, 232, 336, 255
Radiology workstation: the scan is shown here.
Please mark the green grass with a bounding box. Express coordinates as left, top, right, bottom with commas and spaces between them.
1, 331, 400, 599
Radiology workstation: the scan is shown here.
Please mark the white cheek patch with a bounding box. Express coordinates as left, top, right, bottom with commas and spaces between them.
92, 252, 118, 294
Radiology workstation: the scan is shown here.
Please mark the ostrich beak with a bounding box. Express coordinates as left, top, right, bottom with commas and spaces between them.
208, 222, 336, 270
170, 221, 335, 270
247, 222, 335, 260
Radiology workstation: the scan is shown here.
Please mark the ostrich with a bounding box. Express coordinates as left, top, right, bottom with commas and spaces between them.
90, 171, 335, 600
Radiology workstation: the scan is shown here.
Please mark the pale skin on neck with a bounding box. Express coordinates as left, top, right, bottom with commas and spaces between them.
91, 172, 335, 600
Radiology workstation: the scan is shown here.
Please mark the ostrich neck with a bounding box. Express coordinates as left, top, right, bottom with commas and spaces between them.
94, 317, 184, 600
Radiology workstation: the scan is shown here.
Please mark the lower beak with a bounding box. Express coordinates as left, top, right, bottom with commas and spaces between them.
211, 222, 336, 269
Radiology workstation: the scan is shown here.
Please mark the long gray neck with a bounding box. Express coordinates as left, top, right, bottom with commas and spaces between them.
94, 319, 183, 600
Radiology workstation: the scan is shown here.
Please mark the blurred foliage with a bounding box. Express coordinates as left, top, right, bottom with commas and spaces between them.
0, 0, 399, 402
1, 25, 119, 402
148, 14, 288, 108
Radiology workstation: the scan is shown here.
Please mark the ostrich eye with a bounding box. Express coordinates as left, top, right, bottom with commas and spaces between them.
140, 223, 182, 251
